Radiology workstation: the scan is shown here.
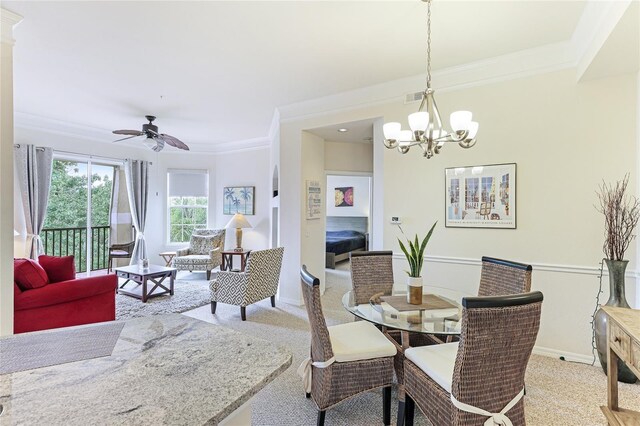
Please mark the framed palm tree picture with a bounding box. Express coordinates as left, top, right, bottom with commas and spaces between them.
223, 186, 255, 215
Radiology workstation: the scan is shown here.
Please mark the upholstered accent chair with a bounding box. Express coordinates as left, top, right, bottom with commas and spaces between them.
173, 229, 225, 280
299, 265, 397, 426
402, 292, 543, 426
478, 256, 532, 296
209, 247, 284, 321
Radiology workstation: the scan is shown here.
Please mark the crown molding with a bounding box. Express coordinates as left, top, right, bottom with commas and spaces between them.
574, 0, 634, 81
278, 39, 577, 123
1, 8, 23, 45
14, 111, 269, 155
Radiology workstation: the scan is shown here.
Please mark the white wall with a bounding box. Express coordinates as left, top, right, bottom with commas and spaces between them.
324, 140, 373, 173
280, 68, 639, 360
326, 175, 370, 218
213, 148, 270, 251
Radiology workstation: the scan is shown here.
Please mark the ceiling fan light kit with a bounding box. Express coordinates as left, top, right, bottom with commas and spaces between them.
112, 115, 190, 152
383, 0, 478, 159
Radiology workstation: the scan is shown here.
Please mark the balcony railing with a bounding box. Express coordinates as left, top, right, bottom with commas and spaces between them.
41, 226, 110, 273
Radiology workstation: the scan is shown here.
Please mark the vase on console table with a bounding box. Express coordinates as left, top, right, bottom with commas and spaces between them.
407, 277, 423, 305
594, 259, 637, 383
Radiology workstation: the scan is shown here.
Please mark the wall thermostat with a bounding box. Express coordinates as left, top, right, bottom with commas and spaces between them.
390, 216, 402, 225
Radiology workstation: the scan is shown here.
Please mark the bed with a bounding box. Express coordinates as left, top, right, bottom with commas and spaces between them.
325, 216, 368, 269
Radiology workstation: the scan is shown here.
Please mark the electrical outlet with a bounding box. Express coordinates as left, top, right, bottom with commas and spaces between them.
390, 216, 402, 225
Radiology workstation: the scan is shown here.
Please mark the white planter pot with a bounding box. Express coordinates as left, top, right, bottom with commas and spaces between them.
407, 276, 423, 304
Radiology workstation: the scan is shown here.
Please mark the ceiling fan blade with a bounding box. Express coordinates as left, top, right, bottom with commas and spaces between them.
160, 133, 190, 151
113, 135, 140, 143
113, 129, 144, 136
156, 134, 177, 148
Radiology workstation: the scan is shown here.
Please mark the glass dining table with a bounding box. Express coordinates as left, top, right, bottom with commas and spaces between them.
341, 290, 463, 338
341, 290, 463, 426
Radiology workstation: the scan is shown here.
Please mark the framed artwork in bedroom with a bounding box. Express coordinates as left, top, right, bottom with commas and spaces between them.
444, 163, 516, 229
223, 186, 255, 215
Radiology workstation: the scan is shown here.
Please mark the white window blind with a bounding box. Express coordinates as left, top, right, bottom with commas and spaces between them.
168, 169, 208, 197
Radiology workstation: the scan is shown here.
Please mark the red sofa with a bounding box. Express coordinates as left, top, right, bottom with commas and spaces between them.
14, 257, 117, 334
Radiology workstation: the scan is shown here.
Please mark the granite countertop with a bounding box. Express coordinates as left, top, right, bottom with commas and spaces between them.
0, 314, 292, 425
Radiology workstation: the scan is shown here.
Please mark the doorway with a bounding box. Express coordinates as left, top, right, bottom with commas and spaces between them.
42, 157, 117, 274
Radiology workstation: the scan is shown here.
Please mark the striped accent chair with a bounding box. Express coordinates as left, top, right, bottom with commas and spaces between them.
209, 247, 284, 321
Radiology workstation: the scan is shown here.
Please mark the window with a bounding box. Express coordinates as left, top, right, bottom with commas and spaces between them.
168, 169, 208, 243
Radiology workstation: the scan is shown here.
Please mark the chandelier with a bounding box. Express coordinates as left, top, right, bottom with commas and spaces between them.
383, 0, 478, 158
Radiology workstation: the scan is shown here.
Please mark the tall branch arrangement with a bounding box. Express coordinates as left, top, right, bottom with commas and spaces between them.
596, 175, 640, 261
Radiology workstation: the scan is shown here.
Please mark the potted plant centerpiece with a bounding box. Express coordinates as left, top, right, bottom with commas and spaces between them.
594, 175, 639, 383
398, 222, 437, 305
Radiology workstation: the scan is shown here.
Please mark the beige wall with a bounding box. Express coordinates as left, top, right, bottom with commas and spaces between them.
301, 131, 326, 294
280, 68, 639, 358
324, 140, 373, 173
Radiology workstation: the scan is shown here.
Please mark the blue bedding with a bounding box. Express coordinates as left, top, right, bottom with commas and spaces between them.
326, 230, 366, 255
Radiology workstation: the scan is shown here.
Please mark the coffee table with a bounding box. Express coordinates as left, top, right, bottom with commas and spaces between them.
115, 264, 177, 303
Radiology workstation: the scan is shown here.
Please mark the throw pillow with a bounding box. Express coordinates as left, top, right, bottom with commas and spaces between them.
14, 258, 49, 290
38, 255, 76, 283
190, 235, 217, 255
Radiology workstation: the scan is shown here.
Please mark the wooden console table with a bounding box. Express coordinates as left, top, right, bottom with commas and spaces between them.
600, 306, 640, 425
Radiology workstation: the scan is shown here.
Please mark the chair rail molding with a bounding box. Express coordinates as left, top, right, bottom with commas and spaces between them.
391, 253, 639, 278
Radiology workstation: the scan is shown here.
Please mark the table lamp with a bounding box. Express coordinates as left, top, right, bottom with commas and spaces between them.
225, 213, 252, 251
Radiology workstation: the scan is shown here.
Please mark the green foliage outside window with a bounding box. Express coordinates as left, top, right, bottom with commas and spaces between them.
169, 196, 208, 243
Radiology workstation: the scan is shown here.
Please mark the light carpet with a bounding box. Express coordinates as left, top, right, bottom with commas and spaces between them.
116, 272, 212, 321
183, 263, 640, 425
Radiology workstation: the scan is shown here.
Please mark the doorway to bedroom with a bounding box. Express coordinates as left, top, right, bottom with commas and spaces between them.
306, 118, 375, 271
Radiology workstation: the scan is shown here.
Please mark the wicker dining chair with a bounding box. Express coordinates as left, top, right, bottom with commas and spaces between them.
478, 256, 532, 296
402, 291, 544, 426
350, 251, 395, 304
299, 266, 397, 426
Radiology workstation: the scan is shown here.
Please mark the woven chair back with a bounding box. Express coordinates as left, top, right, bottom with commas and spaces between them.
300, 266, 334, 363
452, 292, 543, 425
350, 251, 394, 304
478, 257, 532, 297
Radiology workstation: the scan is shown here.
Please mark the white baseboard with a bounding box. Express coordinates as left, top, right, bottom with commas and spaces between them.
532, 345, 595, 364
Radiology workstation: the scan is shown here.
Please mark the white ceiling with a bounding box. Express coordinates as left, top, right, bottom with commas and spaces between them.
5, 1, 586, 148
308, 118, 374, 144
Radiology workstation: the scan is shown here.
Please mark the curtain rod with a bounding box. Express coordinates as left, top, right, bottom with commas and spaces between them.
14, 145, 153, 165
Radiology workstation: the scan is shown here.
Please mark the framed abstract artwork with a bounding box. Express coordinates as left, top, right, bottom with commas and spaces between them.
334, 186, 354, 207
445, 163, 516, 229
223, 186, 255, 215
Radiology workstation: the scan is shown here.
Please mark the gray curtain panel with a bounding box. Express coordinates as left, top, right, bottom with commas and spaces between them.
13, 144, 54, 259
124, 159, 149, 264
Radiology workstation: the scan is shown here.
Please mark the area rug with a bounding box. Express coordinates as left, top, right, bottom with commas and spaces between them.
0, 322, 125, 374
116, 279, 211, 321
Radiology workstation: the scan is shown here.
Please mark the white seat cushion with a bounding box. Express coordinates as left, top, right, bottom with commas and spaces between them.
327, 321, 397, 363
405, 342, 459, 393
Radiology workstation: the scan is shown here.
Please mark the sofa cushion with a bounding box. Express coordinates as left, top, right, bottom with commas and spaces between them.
14, 258, 49, 290
38, 255, 76, 283
405, 342, 459, 393
14, 282, 22, 295
14, 274, 117, 311
327, 321, 397, 363
189, 235, 217, 255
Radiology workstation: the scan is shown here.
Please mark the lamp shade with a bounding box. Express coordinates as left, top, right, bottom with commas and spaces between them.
408, 112, 429, 132
225, 213, 252, 229
383, 122, 401, 141
450, 111, 472, 132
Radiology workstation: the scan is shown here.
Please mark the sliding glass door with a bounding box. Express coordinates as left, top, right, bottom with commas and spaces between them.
42, 157, 115, 274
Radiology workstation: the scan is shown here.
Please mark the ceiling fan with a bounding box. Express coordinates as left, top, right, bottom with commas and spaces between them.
112, 115, 190, 152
